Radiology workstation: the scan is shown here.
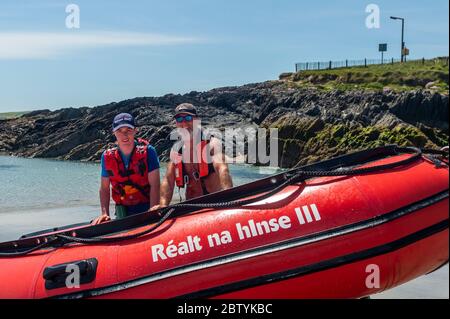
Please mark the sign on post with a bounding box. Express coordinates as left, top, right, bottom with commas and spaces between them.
379, 43, 387, 64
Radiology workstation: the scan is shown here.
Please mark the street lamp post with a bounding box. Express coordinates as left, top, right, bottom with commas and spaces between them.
390, 16, 405, 62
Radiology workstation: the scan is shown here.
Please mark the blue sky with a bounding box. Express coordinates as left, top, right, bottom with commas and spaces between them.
0, 0, 448, 112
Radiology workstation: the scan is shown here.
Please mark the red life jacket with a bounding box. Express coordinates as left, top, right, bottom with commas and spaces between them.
104, 139, 150, 206
170, 138, 215, 190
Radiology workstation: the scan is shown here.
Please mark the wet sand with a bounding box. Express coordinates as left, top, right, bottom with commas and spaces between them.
373, 264, 449, 299
0, 207, 448, 299
0, 206, 100, 242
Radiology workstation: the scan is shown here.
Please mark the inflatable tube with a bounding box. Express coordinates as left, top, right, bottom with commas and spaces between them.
0, 146, 448, 299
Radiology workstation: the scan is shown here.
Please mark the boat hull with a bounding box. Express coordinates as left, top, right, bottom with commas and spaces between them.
0, 153, 448, 299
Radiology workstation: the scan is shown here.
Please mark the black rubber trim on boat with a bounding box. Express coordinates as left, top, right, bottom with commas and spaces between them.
53, 189, 449, 299
426, 260, 449, 275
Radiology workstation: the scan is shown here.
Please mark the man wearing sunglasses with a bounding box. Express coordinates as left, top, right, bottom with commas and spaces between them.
92, 113, 160, 225
153, 103, 233, 209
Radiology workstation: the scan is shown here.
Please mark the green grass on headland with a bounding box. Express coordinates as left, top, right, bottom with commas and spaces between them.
281, 57, 449, 94
0, 111, 29, 120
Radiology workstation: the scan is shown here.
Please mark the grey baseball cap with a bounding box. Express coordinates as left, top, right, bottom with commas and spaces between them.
174, 103, 198, 117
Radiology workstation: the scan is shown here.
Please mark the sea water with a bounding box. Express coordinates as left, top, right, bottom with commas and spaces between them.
0, 155, 282, 241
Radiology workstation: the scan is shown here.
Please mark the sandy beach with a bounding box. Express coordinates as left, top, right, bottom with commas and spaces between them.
373, 264, 449, 299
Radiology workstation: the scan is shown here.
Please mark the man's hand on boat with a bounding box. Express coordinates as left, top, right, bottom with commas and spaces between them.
91, 214, 111, 225
150, 204, 167, 212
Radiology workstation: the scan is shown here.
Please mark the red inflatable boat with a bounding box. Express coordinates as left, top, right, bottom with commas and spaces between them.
0, 145, 448, 299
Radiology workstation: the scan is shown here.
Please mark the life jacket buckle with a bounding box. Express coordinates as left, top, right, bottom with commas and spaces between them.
192, 171, 200, 181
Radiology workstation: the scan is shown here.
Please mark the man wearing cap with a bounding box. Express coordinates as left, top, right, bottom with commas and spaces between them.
152, 103, 233, 210
92, 113, 160, 225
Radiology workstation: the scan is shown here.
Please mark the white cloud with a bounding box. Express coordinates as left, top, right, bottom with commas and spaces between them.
0, 31, 204, 59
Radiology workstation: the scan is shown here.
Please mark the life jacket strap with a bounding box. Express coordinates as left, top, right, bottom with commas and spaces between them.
200, 178, 210, 195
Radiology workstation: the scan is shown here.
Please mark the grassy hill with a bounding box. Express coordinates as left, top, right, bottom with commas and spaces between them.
281, 57, 449, 94
0, 112, 29, 120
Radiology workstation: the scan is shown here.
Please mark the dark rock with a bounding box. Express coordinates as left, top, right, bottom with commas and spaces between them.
0, 81, 448, 168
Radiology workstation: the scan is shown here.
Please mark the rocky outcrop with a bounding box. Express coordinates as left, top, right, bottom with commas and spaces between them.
0, 81, 448, 168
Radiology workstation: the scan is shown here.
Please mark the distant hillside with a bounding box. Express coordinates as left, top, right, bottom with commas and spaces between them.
0, 112, 29, 120
280, 57, 449, 94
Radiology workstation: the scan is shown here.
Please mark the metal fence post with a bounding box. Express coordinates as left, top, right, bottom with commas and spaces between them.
318, 62, 320, 70
329, 61, 332, 69
364, 58, 367, 67
346, 60, 348, 68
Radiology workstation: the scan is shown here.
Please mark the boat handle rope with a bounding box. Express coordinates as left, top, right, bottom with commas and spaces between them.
1, 146, 447, 255
53, 146, 446, 245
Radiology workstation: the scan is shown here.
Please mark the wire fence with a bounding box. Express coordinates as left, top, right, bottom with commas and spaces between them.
294, 57, 449, 72
295, 58, 401, 72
